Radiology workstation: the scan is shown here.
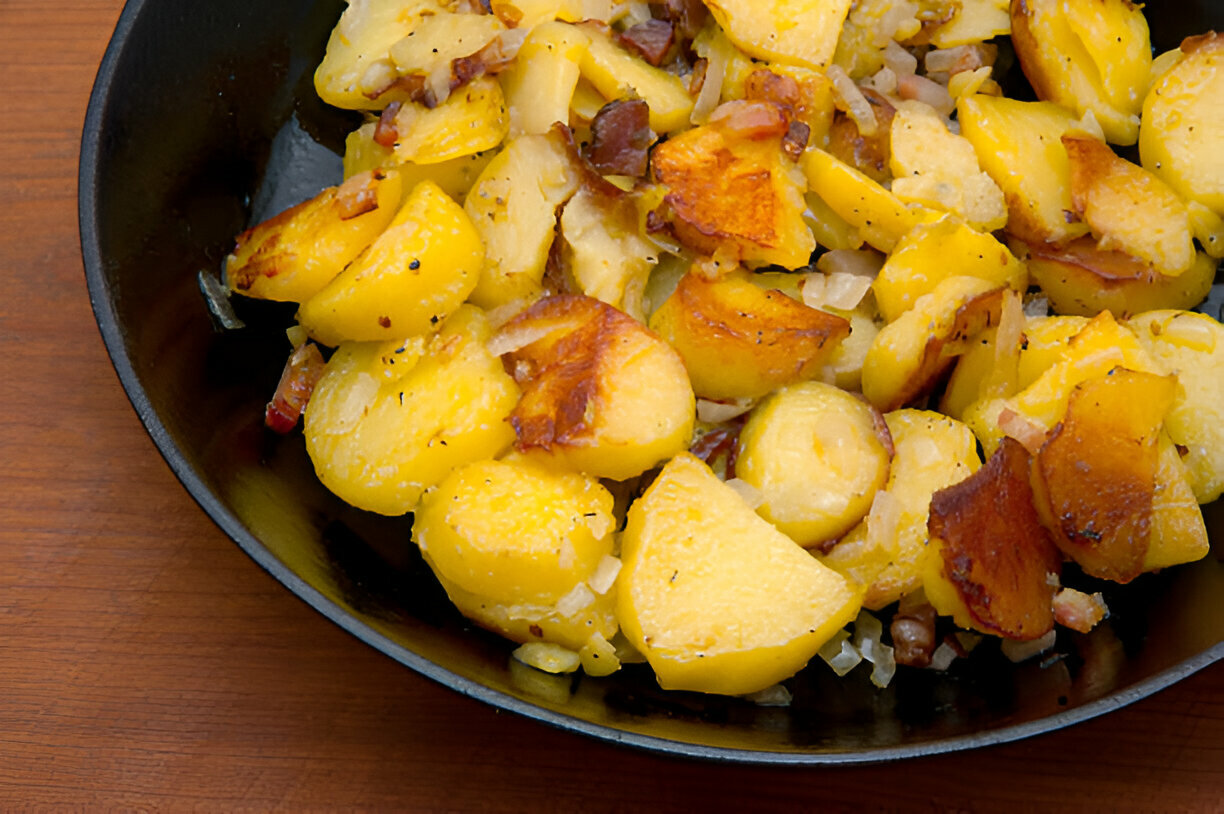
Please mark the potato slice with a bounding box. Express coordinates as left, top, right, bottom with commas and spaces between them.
1145, 432, 1210, 571
576, 22, 694, 133
1128, 310, 1224, 503
1063, 135, 1194, 276
226, 169, 404, 303
1010, 0, 1150, 145
862, 276, 1006, 412
801, 148, 929, 253
389, 76, 509, 165
1019, 238, 1215, 319
298, 180, 482, 346
342, 123, 496, 204
874, 217, 1025, 323
412, 457, 618, 651
925, 438, 1062, 640
496, 294, 695, 481
560, 185, 658, 318
930, 0, 1010, 49
737, 381, 892, 548
1140, 33, 1224, 216
649, 268, 850, 400
502, 21, 588, 138
821, 410, 981, 610
1030, 368, 1176, 583
704, 0, 852, 70
465, 128, 583, 308
651, 101, 814, 269
303, 306, 519, 516
617, 453, 862, 696
957, 95, 1095, 244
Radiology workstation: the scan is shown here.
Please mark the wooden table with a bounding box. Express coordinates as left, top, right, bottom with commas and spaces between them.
2, 1, 1221, 808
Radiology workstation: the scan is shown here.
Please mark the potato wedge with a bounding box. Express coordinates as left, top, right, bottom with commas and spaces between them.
1145, 432, 1210, 571
649, 268, 850, 400
704, 0, 852, 70
298, 180, 482, 346
388, 75, 509, 165
496, 294, 695, 481
501, 21, 588, 137
560, 185, 658, 318
618, 453, 862, 696
737, 381, 892, 548
303, 306, 519, 515
801, 148, 928, 253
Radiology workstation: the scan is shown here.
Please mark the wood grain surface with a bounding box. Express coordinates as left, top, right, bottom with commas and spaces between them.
1, 1, 1221, 809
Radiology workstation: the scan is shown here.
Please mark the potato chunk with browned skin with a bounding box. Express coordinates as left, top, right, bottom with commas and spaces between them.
652, 101, 814, 269
495, 294, 695, 481
1030, 368, 1176, 584
649, 268, 850, 400
926, 438, 1063, 640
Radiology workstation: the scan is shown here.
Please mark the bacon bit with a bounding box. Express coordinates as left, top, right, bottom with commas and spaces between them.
998, 408, 1048, 455
687, 58, 708, 97
335, 170, 383, 220
781, 120, 810, 160
656, 0, 708, 41
744, 70, 801, 110
265, 343, 327, 434
619, 19, 674, 66
708, 100, 790, 140
587, 99, 654, 177
374, 102, 402, 147
1053, 587, 1108, 633
891, 603, 937, 667
689, 426, 742, 479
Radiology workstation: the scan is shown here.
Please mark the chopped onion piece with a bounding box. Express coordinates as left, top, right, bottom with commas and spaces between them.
696, 397, 755, 424
884, 40, 918, 76
929, 641, 959, 671
555, 582, 595, 618
513, 642, 581, 674
828, 64, 878, 137
853, 610, 884, 663
870, 642, 897, 687
819, 630, 864, 677
1023, 292, 1050, 318
743, 684, 793, 707
897, 73, 955, 117
1001, 629, 1057, 663
815, 248, 885, 278
825, 272, 875, 311
557, 538, 576, 570
864, 489, 902, 557
725, 478, 765, 510
869, 66, 898, 96
579, 632, 621, 677
587, 555, 622, 595
1053, 587, 1109, 633
998, 408, 1048, 455
488, 322, 556, 356
691, 34, 731, 124
948, 65, 992, 99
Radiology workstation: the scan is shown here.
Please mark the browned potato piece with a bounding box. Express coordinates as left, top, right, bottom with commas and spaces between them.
926, 438, 1063, 640
648, 268, 850, 400
1063, 135, 1194, 276
1019, 238, 1216, 319
1030, 368, 1176, 584
227, 169, 404, 303
651, 101, 814, 269
1010, 0, 1151, 145
1140, 33, 1224, 216
496, 294, 695, 481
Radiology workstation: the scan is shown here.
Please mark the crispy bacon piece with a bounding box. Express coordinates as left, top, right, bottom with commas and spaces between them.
587, 100, 655, 177
928, 438, 1063, 640
1052, 587, 1108, 634
654, 0, 707, 41
619, 19, 674, 66
373, 102, 402, 147
891, 603, 937, 668
265, 343, 327, 434
689, 426, 742, 478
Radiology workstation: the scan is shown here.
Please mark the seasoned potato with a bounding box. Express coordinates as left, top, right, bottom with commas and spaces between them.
889, 103, 1008, 231
1140, 32, 1224, 216
496, 294, 695, 481
704, 0, 852, 70
821, 410, 981, 610
298, 180, 482, 346
1010, 0, 1151, 145
388, 76, 509, 165
227, 169, 404, 303
303, 306, 519, 516
342, 123, 496, 204
737, 381, 892, 548
957, 94, 1097, 244
575, 22, 694, 133
1063, 134, 1194, 276
502, 21, 588, 137
862, 276, 1006, 412
1029, 368, 1176, 583
938, 290, 1024, 420
464, 128, 582, 308
387, 10, 504, 81
617, 453, 862, 696
649, 268, 851, 400
1018, 239, 1215, 319
413, 456, 619, 652
1145, 434, 1211, 571
930, 0, 1010, 49
801, 148, 929, 253
560, 185, 657, 318
925, 438, 1062, 639
803, 192, 865, 251
651, 101, 814, 269
873, 217, 1025, 323
1129, 310, 1224, 503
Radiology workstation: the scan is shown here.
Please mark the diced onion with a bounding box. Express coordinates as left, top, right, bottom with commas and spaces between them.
884, 40, 918, 76
1023, 292, 1050, 318
555, 583, 595, 618
696, 397, 755, 424
1000, 629, 1057, 663
513, 642, 581, 674
691, 35, 731, 124
864, 490, 902, 557
487, 322, 556, 356
579, 632, 621, 677
870, 642, 897, 688
997, 408, 1048, 455
852, 610, 885, 663
742, 684, 793, 707
897, 74, 955, 117
948, 65, 992, 99
587, 555, 622, 595
828, 64, 878, 137
929, 641, 959, 671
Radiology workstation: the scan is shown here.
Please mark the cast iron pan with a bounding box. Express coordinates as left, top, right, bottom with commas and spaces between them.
80, 0, 1224, 763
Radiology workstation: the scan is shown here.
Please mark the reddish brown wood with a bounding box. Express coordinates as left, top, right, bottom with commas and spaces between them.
0, 1, 1221, 808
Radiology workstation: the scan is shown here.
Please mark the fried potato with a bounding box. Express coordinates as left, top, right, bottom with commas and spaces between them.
298, 180, 482, 346
930, 0, 1010, 49
617, 453, 862, 696
226, 169, 404, 303
1145, 432, 1211, 571
737, 381, 892, 548
502, 21, 588, 138
389, 76, 509, 165
705, 0, 852, 70
575, 21, 694, 133
342, 124, 496, 204
801, 148, 929, 253
496, 294, 695, 481
649, 268, 850, 400
303, 306, 519, 516
560, 185, 657, 318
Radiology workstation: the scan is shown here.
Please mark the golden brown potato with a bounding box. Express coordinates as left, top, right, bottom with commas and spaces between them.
704, 0, 852, 70
388, 75, 510, 166
926, 438, 1062, 640
1030, 368, 1176, 583
226, 169, 404, 303
1018, 238, 1216, 319
496, 294, 695, 481
648, 268, 850, 400
652, 101, 814, 269
575, 21, 694, 132
801, 148, 930, 253
1063, 134, 1194, 276
1144, 433, 1210, 571
1140, 33, 1224, 217
1010, 0, 1151, 145
560, 185, 657, 319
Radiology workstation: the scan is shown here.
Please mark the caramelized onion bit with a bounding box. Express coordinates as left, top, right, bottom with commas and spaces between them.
335, 170, 384, 220
265, 342, 327, 434
587, 99, 654, 177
